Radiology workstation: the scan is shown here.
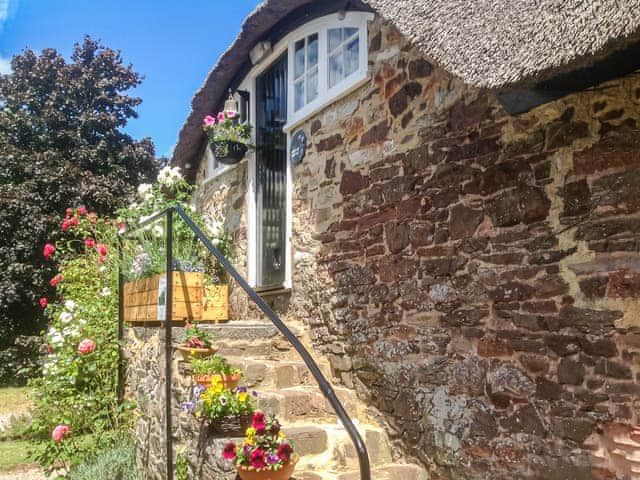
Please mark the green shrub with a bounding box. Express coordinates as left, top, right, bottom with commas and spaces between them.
28, 208, 133, 472
67, 441, 139, 480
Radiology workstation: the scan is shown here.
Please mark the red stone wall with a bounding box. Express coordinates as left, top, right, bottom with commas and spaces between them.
195, 16, 640, 480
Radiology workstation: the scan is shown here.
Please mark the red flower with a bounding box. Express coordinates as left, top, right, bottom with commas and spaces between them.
65, 208, 73, 216
249, 449, 266, 469
84, 238, 95, 248
222, 442, 236, 460
43, 243, 55, 258
185, 337, 204, 348
70, 217, 78, 227
39, 298, 48, 308
276, 443, 293, 462
47, 344, 53, 354
77, 206, 88, 215
61, 220, 70, 231
96, 244, 108, 256
252, 412, 266, 433
98, 255, 106, 264
50, 274, 63, 286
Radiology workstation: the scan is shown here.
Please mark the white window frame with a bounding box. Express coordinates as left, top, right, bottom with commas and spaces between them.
200, 145, 236, 185
285, 11, 373, 130
234, 11, 374, 288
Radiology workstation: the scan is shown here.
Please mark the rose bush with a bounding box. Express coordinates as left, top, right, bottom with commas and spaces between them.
29, 207, 133, 473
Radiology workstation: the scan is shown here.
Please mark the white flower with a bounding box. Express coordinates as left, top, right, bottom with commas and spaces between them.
100, 287, 112, 297
156, 165, 183, 187
212, 238, 220, 246
137, 183, 153, 199
99, 266, 107, 273
152, 225, 164, 238
60, 312, 73, 324
189, 205, 196, 212
129, 201, 140, 210
64, 300, 76, 311
78, 318, 87, 325
50, 333, 64, 346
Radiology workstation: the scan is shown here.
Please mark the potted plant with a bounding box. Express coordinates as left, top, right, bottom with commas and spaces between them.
177, 322, 217, 359
182, 381, 257, 435
203, 111, 252, 165
222, 412, 299, 480
190, 354, 243, 389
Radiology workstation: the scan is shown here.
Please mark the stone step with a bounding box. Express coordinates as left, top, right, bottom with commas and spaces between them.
294, 422, 392, 471
225, 357, 333, 389
293, 463, 428, 480
257, 386, 362, 423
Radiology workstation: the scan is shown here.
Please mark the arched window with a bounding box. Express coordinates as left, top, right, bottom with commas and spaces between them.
286, 11, 373, 126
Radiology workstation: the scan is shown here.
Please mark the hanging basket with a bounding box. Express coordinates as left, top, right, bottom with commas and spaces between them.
208, 413, 253, 436
236, 455, 299, 480
210, 141, 248, 165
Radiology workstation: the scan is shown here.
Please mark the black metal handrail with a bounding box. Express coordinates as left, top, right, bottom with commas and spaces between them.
118, 204, 371, 480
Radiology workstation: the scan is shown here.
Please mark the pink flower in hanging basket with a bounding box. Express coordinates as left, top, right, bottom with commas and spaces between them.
203, 115, 216, 126
78, 338, 96, 355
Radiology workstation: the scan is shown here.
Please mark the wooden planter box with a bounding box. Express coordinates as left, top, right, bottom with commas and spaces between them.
123, 272, 203, 323
123, 273, 229, 324
202, 285, 229, 322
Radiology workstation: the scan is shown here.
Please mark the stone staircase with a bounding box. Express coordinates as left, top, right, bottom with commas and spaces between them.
174, 320, 428, 480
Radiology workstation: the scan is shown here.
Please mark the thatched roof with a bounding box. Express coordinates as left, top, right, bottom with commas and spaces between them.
172, 0, 640, 170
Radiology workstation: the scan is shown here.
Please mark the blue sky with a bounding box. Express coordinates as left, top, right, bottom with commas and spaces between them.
0, 0, 260, 158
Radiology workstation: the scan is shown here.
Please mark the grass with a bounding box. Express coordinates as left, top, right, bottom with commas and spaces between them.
0, 386, 32, 416
0, 439, 42, 471
0, 386, 37, 472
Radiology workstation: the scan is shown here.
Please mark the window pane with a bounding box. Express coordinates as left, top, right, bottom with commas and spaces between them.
294, 80, 305, 111
344, 37, 359, 77
328, 28, 343, 53
294, 40, 305, 79
308, 34, 318, 67
328, 52, 344, 88
307, 67, 318, 103
344, 27, 359, 39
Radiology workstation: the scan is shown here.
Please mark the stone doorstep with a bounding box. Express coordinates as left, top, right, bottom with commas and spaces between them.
191, 319, 304, 341
257, 386, 361, 423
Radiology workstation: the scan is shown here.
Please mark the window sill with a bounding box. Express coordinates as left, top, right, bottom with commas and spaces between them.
283, 73, 370, 134
200, 160, 245, 188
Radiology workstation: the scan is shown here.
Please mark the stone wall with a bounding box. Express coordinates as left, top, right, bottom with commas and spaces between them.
192, 15, 640, 480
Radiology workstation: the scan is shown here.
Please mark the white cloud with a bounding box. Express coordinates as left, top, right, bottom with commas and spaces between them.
0, 0, 17, 32
0, 57, 10, 75
0, 0, 9, 25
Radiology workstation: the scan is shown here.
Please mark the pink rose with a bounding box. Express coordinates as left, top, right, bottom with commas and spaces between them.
51, 424, 70, 443
39, 298, 48, 308
203, 115, 216, 126
77, 206, 88, 215
78, 338, 96, 355
217, 112, 225, 122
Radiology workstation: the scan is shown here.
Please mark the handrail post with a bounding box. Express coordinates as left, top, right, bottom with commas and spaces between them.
165, 210, 174, 480
117, 235, 125, 405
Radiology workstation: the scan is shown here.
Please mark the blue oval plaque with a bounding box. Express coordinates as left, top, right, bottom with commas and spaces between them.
290, 130, 307, 166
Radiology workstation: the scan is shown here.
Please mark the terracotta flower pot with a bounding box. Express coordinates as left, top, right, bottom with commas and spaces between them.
193, 372, 241, 390
176, 345, 218, 360
236, 455, 299, 480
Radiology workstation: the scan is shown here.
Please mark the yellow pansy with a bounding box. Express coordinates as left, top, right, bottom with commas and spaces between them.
237, 392, 248, 402
243, 438, 254, 447
245, 427, 256, 437
278, 431, 285, 439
